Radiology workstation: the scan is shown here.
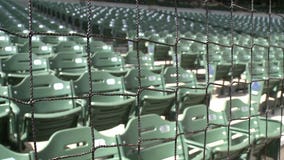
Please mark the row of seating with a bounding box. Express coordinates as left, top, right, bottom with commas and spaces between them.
1, 96, 282, 160
0, 66, 210, 148
1, 0, 284, 86
0, 50, 162, 84
32, 0, 284, 38
0, 29, 283, 83
1, 43, 282, 115
0, 35, 112, 56
2, 0, 283, 52
0, 0, 283, 108
29, 0, 284, 86
3, 38, 282, 83
0, 0, 283, 107
2, 0, 283, 48
0, 1, 282, 159
0, 2, 67, 35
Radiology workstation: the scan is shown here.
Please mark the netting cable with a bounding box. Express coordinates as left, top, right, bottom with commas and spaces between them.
0, 0, 282, 159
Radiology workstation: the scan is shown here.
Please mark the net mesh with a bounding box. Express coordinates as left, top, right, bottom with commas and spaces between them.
0, 0, 283, 159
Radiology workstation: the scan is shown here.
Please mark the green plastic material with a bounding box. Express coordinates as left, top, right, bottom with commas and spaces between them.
0, 144, 31, 160
118, 114, 189, 160
124, 68, 175, 116
49, 53, 88, 81
35, 127, 126, 160
180, 104, 250, 159
11, 74, 82, 142
73, 71, 135, 131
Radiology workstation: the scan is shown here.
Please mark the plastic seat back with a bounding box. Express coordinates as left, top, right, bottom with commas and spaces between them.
124, 68, 174, 115
180, 104, 250, 159
12, 74, 81, 141
223, 98, 282, 156
180, 53, 200, 70
2, 53, 49, 85
163, 66, 197, 86
124, 50, 154, 69
119, 114, 188, 160
247, 62, 265, 81
124, 68, 164, 92
92, 51, 124, 71
180, 104, 208, 133
153, 45, 172, 61
165, 66, 211, 113
20, 41, 52, 56
2, 53, 48, 75
37, 127, 122, 160
89, 40, 112, 53
41, 35, 67, 45
133, 39, 148, 53
49, 53, 87, 79
55, 41, 83, 54
0, 43, 17, 58
0, 144, 31, 160
74, 70, 126, 99
266, 60, 282, 78
224, 98, 260, 135
73, 71, 134, 130
0, 34, 11, 45
12, 74, 74, 113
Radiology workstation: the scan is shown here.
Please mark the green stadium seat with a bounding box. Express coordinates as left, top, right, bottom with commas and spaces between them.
163, 66, 211, 113
147, 35, 172, 62
54, 25, 73, 34
68, 37, 87, 45
33, 24, 49, 33
89, 40, 113, 54
20, 41, 53, 57
1, 53, 50, 85
221, 47, 246, 80
236, 47, 251, 64
54, 41, 84, 54
92, 50, 129, 76
73, 71, 135, 130
124, 68, 175, 116
252, 46, 266, 62
3, 0, 284, 158
180, 104, 251, 160
206, 63, 231, 83
117, 114, 193, 160
34, 127, 127, 160
0, 34, 11, 46
99, 25, 113, 38
7, 24, 27, 33
113, 31, 128, 47
41, 35, 68, 45
11, 74, 82, 149
124, 50, 162, 73
0, 144, 31, 160
264, 60, 282, 99
49, 53, 88, 81
224, 98, 282, 159
11, 35, 41, 47
0, 43, 17, 60
247, 63, 281, 112
180, 53, 202, 71
190, 42, 206, 55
